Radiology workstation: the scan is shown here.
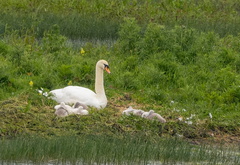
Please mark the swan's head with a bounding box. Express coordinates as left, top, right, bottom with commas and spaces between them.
126, 106, 133, 110
97, 60, 111, 73
141, 112, 149, 118
149, 110, 155, 114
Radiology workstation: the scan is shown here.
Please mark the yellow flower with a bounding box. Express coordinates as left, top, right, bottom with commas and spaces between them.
67, 80, 72, 85
29, 81, 33, 87
80, 48, 85, 55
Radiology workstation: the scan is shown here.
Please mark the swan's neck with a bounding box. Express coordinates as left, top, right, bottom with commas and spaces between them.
95, 66, 106, 97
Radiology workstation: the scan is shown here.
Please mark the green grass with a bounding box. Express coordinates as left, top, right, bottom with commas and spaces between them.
0, 135, 239, 164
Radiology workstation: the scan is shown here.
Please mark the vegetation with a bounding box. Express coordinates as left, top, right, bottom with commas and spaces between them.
1, 135, 239, 164
0, 0, 240, 163
1, 0, 240, 38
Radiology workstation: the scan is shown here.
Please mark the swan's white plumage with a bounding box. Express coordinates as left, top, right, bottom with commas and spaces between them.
50, 60, 110, 109
51, 86, 103, 108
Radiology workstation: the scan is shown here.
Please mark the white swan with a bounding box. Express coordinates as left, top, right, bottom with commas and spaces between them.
142, 110, 166, 123
50, 60, 110, 109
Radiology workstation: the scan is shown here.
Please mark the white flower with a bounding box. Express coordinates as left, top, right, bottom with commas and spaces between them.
42, 92, 48, 97
209, 113, 212, 119
185, 121, 193, 125
173, 108, 180, 112
178, 117, 183, 121
189, 114, 195, 119
37, 88, 49, 97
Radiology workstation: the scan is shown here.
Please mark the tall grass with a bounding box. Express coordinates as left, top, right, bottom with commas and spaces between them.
0, 135, 239, 164
1, 0, 240, 39
0, 12, 118, 40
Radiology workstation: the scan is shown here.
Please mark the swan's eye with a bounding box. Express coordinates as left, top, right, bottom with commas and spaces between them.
104, 64, 109, 69
104, 64, 111, 73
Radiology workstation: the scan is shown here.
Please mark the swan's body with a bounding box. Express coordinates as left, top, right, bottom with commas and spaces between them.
142, 110, 166, 123
50, 60, 110, 109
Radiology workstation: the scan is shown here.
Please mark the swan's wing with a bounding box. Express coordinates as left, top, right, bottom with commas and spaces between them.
50, 86, 99, 106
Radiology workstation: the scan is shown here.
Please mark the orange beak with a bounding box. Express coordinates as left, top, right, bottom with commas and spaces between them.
105, 67, 111, 74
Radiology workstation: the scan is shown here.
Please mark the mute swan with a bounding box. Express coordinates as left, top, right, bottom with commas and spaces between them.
142, 110, 166, 123
50, 60, 110, 109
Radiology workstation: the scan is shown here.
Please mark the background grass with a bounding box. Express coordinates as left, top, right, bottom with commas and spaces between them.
1, 0, 240, 38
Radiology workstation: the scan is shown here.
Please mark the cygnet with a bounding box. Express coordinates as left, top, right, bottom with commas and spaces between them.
54, 102, 89, 117
122, 106, 145, 116
55, 107, 68, 117
122, 106, 135, 116
72, 102, 88, 110
142, 110, 166, 123
132, 109, 145, 116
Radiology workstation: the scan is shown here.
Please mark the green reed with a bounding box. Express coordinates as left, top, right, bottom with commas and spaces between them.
0, 135, 239, 164
0, 12, 118, 40
1, 0, 240, 39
